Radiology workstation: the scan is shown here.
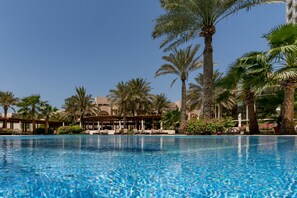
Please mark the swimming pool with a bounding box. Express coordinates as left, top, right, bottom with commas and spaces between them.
0, 135, 296, 197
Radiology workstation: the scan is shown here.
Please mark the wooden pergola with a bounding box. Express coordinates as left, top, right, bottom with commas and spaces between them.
83, 115, 162, 130
0, 117, 63, 132
0, 115, 162, 131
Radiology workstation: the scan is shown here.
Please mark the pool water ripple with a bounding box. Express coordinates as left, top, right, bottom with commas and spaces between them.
0, 135, 297, 197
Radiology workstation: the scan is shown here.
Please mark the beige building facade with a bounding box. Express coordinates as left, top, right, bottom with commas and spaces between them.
172, 100, 202, 119
94, 97, 117, 115
94, 96, 201, 119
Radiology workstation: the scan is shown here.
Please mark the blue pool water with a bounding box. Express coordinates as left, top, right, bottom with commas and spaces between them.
0, 135, 297, 197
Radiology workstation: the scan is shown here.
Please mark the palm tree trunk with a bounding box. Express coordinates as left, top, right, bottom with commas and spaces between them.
80, 114, 84, 129
246, 90, 259, 135
180, 79, 187, 131
218, 104, 221, 119
32, 106, 36, 133
3, 106, 8, 128
281, 82, 296, 134
123, 115, 127, 129
45, 116, 49, 135
32, 119, 36, 133
201, 27, 215, 119
123, 106, 127, 129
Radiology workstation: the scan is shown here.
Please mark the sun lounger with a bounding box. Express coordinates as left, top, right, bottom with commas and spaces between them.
108, 130, 115, 135
163, 130, 175, 135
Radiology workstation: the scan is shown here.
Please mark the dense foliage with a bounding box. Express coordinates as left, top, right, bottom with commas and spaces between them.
184, 118, 234, 135
0, 128, 17, 135
162, 109, 181, 131
35, 127, 54, 135
187, 70, 236, 117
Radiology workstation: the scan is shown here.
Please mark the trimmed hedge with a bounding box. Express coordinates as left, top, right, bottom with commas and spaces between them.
57, 125, 83, 134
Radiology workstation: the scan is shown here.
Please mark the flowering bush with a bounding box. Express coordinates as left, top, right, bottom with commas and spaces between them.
259, 123, 274, 130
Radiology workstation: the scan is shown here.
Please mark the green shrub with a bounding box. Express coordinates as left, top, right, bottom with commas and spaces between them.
35, 127, 54, 135
57, 125, 83, 134
223, 117, 235, 128
36, 128, 45, 134
0, 128, 27, 135
0, 128, 15, 134
71, 125, 83, 134
184, 118, 235, 135
57, 126, 71, 134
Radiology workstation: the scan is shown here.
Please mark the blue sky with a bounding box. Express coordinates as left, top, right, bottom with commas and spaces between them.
0, 1, 286, 109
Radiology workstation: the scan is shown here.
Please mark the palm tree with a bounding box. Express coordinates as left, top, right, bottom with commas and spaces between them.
152, 0, 283, 119
40, 102, 58, 134
187, 70, 236, 118
263, 24, 297, 134
224, 51, 273, 134
17, 95, 43, 133
64, 87, 100, 128
63, 96, 79, 123
0, 91, 19, 128
108, 82, 131, 129
155, 44, 202, 129
162, 109, 181, 131
128, 78, 153, 115
50, 111, 71, 122
153, 93, 171, 115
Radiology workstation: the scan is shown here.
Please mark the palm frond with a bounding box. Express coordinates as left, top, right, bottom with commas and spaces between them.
170, 78, 179, 87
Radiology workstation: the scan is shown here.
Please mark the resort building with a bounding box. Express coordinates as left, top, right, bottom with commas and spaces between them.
94, 96, 181, 116
94, 96, 117, 115
287, 0, 297, 23
85, 96, 162, 131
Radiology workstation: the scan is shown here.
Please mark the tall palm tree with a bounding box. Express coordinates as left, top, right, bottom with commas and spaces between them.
64, 87, 100, 128
63, 96, 79, 123
40, 102, 58, 134
108, 82, 131, 129
263, 24, 297, 134
152, 0, 283, 119
187, 70, 236, 117
0, 91, 19, 128
155, 44, 202, 128
153, 93, 171, 115
17, 95, 43, 133
224, 51, 273, 134
128, 78, 153, 115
